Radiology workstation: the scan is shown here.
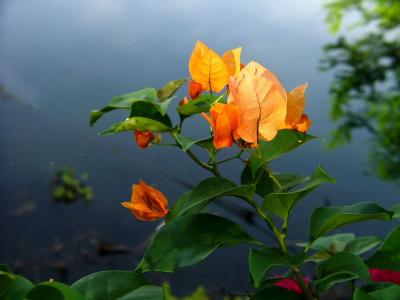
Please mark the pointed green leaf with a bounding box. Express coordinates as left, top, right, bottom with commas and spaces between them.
118, 286, 164, 300
354, 288, 377, 300
177, 94, 219, 116
344, 236, 381, 255
0, 270, 34, 300
168, 177, 255, 221
248, 248, 305, 287
174, 134, 199, 152
157, 79, 187, 101
367, 225, 400, 271
263, 165, 335, 220
26, 281, 85, 300
71, 271, 150, 300
369, 285, 400, 300
315, 252, 370, 291
90, 88, 157, 126
302, 233, 355, 253
137, 213, 254, 272
257, 130, 317, 162
310, 202, 393, 241
99, 117, 171, 135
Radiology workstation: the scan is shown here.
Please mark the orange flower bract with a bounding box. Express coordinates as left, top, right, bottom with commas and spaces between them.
189, 41, 242, 93
281, 83, 312, 132
189, 80, 203, 99
134, 130, 155, 149
228, 61, 287, 146
121, 180, 169, 221
202, 103, 240, 149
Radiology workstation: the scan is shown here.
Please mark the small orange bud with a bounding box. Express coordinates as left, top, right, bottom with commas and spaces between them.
121, 180, 169, 221
179, 97, 190, 106
189, 80, 203, 99
134, 130, 155, 149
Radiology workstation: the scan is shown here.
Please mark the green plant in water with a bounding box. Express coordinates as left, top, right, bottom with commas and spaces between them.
52, 167, 93, 203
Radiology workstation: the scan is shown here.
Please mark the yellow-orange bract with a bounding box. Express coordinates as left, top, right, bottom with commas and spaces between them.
121, 180, 169, 221
202, 103, 240, 149
228, 61, 287, 145
281, 83, 312, 133
189, 41, 242, 93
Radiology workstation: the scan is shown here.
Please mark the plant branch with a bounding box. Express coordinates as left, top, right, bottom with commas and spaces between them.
215, 150, 244, 165
185, 149, 221, 176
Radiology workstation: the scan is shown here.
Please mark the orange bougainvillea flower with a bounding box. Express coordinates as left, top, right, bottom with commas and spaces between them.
228, 61, 287, 146
134, 130, 155, 149
281, 83, 312, 133
189, 41, 242, 93
189, 80, 203, 99
121, 180, 169, 221
202, 103, 240, 149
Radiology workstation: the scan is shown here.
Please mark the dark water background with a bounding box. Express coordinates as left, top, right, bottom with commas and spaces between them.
0, 0, 398, 296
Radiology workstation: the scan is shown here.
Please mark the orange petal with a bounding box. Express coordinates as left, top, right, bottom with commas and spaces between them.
189, 41, 229, 93
294, 114, 312, 133
228, 61, 287, 144
122, 180, 169, 221
134, 130, 155, 149
223, 47, 242, 77
189, 80, 203, 99
283, 83, 308, 128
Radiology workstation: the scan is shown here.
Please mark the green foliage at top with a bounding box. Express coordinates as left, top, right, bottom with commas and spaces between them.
322, 0, 400, 183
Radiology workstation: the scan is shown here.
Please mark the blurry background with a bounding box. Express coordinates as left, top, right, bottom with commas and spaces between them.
0, 0, 399, 297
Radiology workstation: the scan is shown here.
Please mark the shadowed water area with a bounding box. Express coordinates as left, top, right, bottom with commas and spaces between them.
0, 0, 398, 296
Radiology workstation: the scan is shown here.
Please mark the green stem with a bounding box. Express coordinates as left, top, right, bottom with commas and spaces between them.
215, 150, 244, 165
292, 267, 316, 300
185, 149, 221, 176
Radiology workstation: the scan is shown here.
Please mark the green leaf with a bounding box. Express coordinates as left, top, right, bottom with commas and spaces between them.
1, 273, 34, 300
0, 271, 15, 297
344, 236, 382, 255
137, 213, 254, 272
90, 88, 157, 126
304, 233, 355, 252
177, 94, 218, 116
273, 173, 309, 191
168, 177, 255, 221
369, 285, 400, 300
248, 248, 304, 287
310, 202, 393, 241
315, 252, 370, 291
251, 285, 302, 300
71, 271, 150, 300
116, 286, 164, 300
157, 79, 187, 101
174, 134, 200, 152
257, 130, 316, 162
263, 165, 335, 220
367, 225, 400, 271
25, 281, 85, 300
392, 204, 400, 219
353, 288, 377, 300
0, 264, 11, 272
128, 101, 172, 125
99, 118, 171, 135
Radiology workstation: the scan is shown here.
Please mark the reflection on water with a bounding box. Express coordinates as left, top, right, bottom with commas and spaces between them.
322, 0, 400, 183
0, 0, 399, 296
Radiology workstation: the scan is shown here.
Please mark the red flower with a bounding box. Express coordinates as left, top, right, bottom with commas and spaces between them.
370, 268, 400, 285
274, 276, 311, 294
134, 130, 155, 149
